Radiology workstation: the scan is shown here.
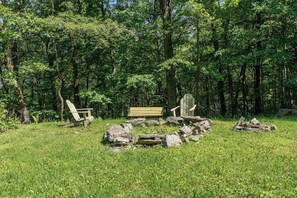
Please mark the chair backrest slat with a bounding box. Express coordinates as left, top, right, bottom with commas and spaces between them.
66, 100, 81, 121
180, 93, 195, 116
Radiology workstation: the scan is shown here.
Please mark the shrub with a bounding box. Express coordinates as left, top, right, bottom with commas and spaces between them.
0, 101, 18, 132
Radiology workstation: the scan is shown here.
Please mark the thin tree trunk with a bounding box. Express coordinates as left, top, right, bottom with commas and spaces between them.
109, 47, 116, 75
227, 67, 236, 116
54, 44, 64, 122
205, 76, 210, 117
194, 21, 200, 115
278, 65, 285, 108
85, 62, 90, 107
57, 77, 64, 121
254, 13, 262, 114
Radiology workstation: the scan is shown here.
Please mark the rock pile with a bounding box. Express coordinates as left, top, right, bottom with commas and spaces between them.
103, 116, 214, 149
233, 117, 277, 132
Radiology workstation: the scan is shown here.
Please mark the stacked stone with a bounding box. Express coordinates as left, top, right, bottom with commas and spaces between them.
103, 116, 214, 149
233, 117, 277, 132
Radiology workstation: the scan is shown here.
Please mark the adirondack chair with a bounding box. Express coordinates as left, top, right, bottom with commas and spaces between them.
170, 93, 196, 117
66, 100, 94, 127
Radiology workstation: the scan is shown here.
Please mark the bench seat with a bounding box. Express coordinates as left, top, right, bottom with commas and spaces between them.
128, 107, 163, 117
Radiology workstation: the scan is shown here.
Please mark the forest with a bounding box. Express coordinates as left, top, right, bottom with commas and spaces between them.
0, 0, 297, 123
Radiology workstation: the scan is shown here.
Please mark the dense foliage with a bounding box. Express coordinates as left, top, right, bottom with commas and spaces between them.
0, 0, 297, 121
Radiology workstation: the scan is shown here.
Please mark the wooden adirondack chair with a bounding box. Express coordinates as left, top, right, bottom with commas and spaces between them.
66, 100, 94, 127
171, 93, 196, 117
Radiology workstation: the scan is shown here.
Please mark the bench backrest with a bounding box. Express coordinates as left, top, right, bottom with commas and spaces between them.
66, 100, 80, 121
128, 107, 163, 117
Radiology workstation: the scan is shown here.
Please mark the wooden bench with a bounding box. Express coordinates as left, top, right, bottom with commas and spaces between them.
128, 107, 163, 117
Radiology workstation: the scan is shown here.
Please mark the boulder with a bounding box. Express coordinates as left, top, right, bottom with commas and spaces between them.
250, 118, 260, 126
179, 125, 192, 135
103, 124, 135, 145
163, 133, 182, 147
146, 120, 160, 126
166, 116, 184, 126
126, 118, 146, 127
121, 123, 133, 132
189, 135, 199, 142
159, 118, 167, 125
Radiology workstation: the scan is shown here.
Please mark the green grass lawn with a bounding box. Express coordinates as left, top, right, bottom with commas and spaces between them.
1, 117, 297, 197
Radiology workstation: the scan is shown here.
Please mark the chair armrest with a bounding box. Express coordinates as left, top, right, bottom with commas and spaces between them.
170, 106, 180, 111
170, 106, 180, 117
76, 108, 93, 111
189, 105, 197, 112
77, 111, 91, 114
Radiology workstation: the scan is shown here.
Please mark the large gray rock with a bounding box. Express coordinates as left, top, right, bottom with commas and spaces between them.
179, 125, 192, 135
181, 116, 214, 126
146, 120, 160, 126
163, 133, 182, 147
126, 118, 146, 127
166, 116, 184, 126
103, 124, 135, 145
199, 120, 211, 129
189, 135, 199, 142
250, 118, 260, 126
121, 123, 133, 132
159, 118, 167, 125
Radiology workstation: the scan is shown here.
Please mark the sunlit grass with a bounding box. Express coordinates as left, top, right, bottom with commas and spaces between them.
0, 117, 297, 197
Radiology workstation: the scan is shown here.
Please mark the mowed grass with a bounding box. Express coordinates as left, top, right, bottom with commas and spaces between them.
0, 117, 297, 197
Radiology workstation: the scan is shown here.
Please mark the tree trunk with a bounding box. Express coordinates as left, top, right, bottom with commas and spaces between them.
159, 0, 177, 111
45, 41, 58, 112
71, 42, 80, 107
85, 62, 91, 107
0, 65, 9, 94
54, 44, 64, 122
57, 77, 64, 122
205, 76, 210, 117
194, 21, 200, 115
5, 42, 31, 124
227, 67, 236, 116
223, 20, 236, 116
212, 23, 226, 116
109, 46, 117, 75
241, 64, 248, 115
254, 13, 262, 114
